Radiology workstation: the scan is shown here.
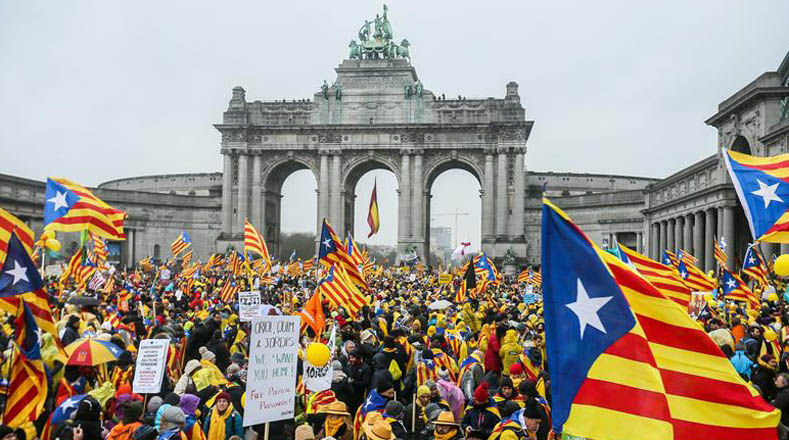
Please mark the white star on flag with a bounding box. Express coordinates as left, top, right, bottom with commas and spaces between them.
751, 179, 783, 209
47, 190, 69, 211
5, 260, 29, 285
566, 278, 613, 339
322, 238, 332, 249
726, 279, 737, 289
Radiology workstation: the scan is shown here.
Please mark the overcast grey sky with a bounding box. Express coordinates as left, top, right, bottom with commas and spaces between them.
2, 1, 788, 247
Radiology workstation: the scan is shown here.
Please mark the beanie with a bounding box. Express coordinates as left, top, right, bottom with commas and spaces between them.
416, 385, 431, 398
499, 377, 514, 390
509, 362, 524, 376
376, 378, 394, 395
384, 401, 404, 418
123, 401, 144, 424
215, 391, 231, 404
473, 382, 489, 403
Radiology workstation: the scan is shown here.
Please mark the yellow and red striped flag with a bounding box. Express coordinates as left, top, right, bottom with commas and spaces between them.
171, 231, 191, 256
543, 199, 780, 439
516, 268, 530, 283
367, 178, 380, 238
318, 264, 369, 318
318, 219, 368, 290
618, 244, 691, 308
181, 249, 193, 267
714, 236, 728, 266
0, 208, 34, 264
244, 219, 271, 263
44, 177, 126, 240
5, 302, 48, 428
743, 245, 769, 288
219, 279, 241, 303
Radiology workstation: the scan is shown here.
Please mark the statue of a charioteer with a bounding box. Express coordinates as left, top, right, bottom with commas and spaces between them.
348, 5, 411, 61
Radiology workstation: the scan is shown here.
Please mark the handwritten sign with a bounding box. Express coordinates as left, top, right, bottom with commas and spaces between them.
238, 291, 262, 322
132, 339, 169, 394
304, 326, 335, 392
244, 315, 300, 426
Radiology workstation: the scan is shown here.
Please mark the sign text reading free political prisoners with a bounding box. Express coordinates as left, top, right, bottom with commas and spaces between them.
243, 315, 300, 426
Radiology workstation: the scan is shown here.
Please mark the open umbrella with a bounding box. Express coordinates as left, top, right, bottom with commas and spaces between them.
67, 296, 100, 306
64, 337, 123, 366
428, 299, 453, 310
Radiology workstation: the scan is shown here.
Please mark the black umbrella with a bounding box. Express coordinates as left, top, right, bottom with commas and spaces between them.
67, 296, 100, 306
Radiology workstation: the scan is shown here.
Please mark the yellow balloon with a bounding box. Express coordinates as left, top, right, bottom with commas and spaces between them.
40, 230, 56, 241
765, 329, 778, 342
768, 293, 779, 303
305, 343, 331, 367
775, 254, 789, 277
44, 238, 61, 252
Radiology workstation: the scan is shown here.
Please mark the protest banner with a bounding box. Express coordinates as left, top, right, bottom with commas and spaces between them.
244, 315, 300, 426
132, 339, 169, 394
238, 291, 262, 322
303, 325, 335, 392
438, 273, 452, 285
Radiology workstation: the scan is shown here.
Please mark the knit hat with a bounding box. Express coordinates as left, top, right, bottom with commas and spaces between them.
416, 385, 430, 398
376, 378, 394, 395
215, 391, 231, 404
226, 364, 241, 376
184, 359, 201, 375
179, 394, 200, 416
499, 377, 514, 390
436, 367, 450, 381
473, 382, 489, 403
159, 406, 186, 430
147, 396, 163, 414
123, 401, 144, 424
509, 362, 524, 376
199, 346, 215, 361
294, 424, 316, 440
384, 401, 404, 418
163, 393, 180, 406
230, 352, 245, 365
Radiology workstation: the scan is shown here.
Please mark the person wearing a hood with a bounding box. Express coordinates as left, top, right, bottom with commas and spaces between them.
344, 347, 372, 412
381, 401, 407, 440
107, 401, 143, 440
197, 347, 228, 388
461, 382, 501, 439
174, 360, 201, 395
178, 394, 205, 440
369, 352, 394, 396
404, 385, 431, 437
155, 394, 182, 432
56, 396, 103, 440
498, 330, 522, 377
202, 391, 243, 440
730, 341, 755, 380
112, 351, 136, 390
158, 406, 187, 440
493, 377, 519, 411
330, 360, 354, 412
206, 330, 231, 373
61, 315, 82, 346
228, 330, 247, 357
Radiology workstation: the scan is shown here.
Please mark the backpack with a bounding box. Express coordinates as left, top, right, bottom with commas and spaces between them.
388, 359, 403, 381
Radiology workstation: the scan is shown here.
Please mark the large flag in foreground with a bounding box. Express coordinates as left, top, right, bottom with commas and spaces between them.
723, 149, 789, 242
44, 177, 126, 240
5, 301, 47, 428
616, 244, 691, 308
542, 199, 779, 440
0, 208, 34, 264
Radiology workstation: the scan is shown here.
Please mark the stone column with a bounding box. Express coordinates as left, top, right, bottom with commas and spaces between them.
717, 207, 724, 241
482, 151, 495, 240
659, 221, 667, 258
637, 231, 643, 253
511, 149, 526, 237
723, 206, 735, 270
330, 153, 342, 228
674, 216, 684, 251
412, 151, 424, 240
693, 211, 704, 267
667, 218, 675, 252
221, 153, 233, 234
496, 148, 509, 237
650, 223, 659, 258
237, 153, 249, 232
399, 152, 411, 239
683, 213, 693, 254
318, 152, 330, 229
251, 154, 262, 229
704, 209, 716, 272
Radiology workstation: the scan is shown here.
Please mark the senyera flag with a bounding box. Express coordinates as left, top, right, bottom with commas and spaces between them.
541, 198, 779, 440
367, 178, 380, 238
723, 149, 789, 242
44, 177, 126, 240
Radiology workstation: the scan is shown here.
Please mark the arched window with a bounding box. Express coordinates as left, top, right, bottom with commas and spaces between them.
731, 135, 751, 155
153, 244, 161, 260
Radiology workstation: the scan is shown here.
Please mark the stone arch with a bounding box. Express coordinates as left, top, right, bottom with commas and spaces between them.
341, 156, 400, 237
730, 135, 752, 155
260, 156, 320, 256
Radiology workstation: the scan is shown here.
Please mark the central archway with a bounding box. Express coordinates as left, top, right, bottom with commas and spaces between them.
262, 158, 319, 258
342, 158, 400, 245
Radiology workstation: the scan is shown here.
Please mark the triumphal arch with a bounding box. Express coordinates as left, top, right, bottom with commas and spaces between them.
215, 5, 533, 262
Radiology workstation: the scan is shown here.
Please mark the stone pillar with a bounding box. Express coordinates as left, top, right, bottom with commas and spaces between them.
667, 218, 675, 253
251, 154, 262, 229
412, 151, 424, 240
330, 153, 342, 228
704, 209, 716, 272
659, 221, 667, 258
717, 207, 724, 241
318, 151, 330, 229
496, 148, 509, 237
399, 152, 411, 239
221, 153, 233, 234
482, 152, 495, 240
674, 216, 683, 251
683, 213, 693, 254
237, 153, 249, 232
511, 149, 526, 238
782, 244, 789, 256
723, 206, 735, 270
637, 232, 643, 253
693, 211, 704, 267
650, 223, 659, 258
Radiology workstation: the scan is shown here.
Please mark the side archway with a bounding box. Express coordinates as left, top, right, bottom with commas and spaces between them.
342, 157, 400, 240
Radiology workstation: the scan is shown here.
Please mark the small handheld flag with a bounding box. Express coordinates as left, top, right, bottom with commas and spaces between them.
367, 179, 380, 238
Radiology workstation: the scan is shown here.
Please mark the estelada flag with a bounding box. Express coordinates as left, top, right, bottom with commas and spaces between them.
44, 177, 126, 240
367, 178, 380, 238
542, 198, 779, 439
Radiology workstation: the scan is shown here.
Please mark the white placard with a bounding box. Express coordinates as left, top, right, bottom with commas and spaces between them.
238, 291, 262, 322
132, 339, 169, 394
160, 269, 171, 280
303, 326, 335, 392
244, 315, 300, 426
